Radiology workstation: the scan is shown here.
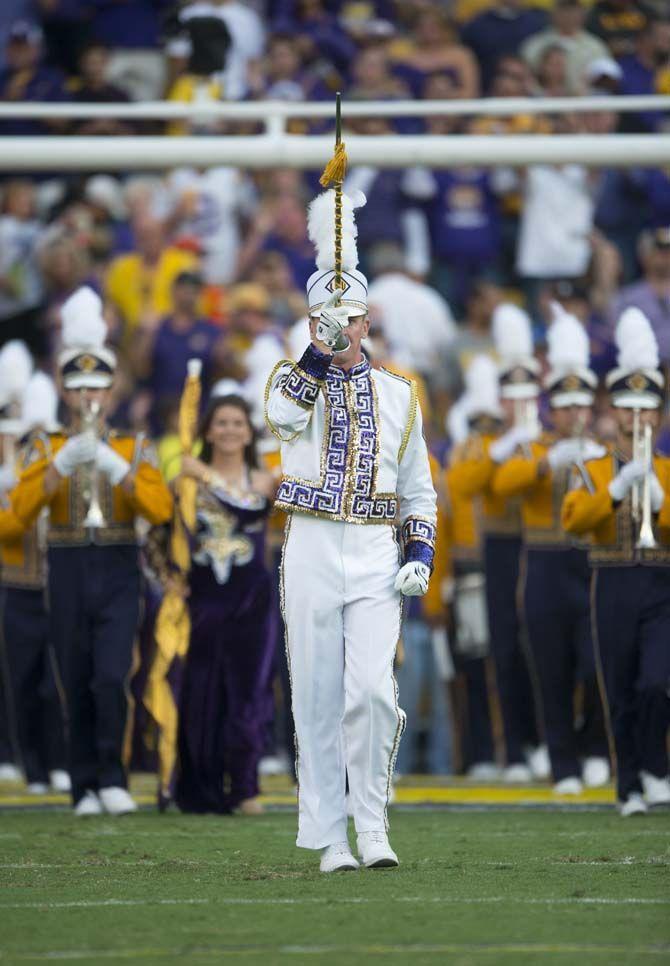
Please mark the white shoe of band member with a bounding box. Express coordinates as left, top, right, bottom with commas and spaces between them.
99, 786, 138, 816
74, 791, 103, 817
503, 763, 532, 784
553, 776, 583, 796
320, 842, 360, 873
26, 782, 49, 795
582, 757, 611, 788
619, 793, 648, 818
0, 763, 22, 782
49, 770, 72, 793
357, 831, 399, 869
467, 762, 500, 782
640, 772, 670, 807
526, 745, 551, 781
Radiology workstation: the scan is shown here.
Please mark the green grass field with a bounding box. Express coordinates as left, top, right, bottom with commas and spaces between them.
0, 807, 669, 965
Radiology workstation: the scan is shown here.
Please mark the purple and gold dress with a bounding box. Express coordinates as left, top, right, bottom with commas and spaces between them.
175, 475, 275, 813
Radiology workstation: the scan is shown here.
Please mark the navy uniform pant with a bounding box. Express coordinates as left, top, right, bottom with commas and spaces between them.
592, 565, 670, 801
48, 545, 140, 805
3, 587, 66, 783
523, 548, 607, 781
483, 535, 538, 765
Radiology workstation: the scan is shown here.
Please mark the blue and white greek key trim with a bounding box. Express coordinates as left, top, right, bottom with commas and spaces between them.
402, 515, 436, 569
275, 358, 398, 524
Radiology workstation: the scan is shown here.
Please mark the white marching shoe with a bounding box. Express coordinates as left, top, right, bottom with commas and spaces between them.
582, 757, 611, 788
619, 793, 648, 818
74, 791, 103, 817
553, 776, 583, 796
467, 762, 500, 781
526, 745, 551, 781
0, 763, 22, 782
320, 842, 360, 873
99, 786, 138, 816
357, 831, 399, 869
26, 782, 49, 795
641, 772, 670, 807
50, 770, 72, 793
503, 763, 532, 784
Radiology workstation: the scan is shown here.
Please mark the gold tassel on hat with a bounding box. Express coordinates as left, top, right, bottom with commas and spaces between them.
319, 138, 347, 188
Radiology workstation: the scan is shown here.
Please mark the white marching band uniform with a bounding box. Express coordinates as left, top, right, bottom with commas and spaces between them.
265, 188, 437, 854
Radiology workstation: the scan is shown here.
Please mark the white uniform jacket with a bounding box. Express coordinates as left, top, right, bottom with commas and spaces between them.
265, 343, 437, 569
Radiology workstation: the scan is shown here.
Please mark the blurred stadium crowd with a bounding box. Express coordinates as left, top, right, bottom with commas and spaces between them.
0, 0, 670, 797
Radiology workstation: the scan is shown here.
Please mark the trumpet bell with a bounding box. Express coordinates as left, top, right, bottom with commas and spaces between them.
636, 526, 658, 550
83, 503, 105, 528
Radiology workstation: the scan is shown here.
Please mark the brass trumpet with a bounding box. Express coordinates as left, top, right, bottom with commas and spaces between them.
513, 397, 540, 457
632, 410, 657, 550
80, 397, 105, 529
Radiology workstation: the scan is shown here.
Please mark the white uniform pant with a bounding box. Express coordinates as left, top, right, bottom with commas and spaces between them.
281, 514, 405, 850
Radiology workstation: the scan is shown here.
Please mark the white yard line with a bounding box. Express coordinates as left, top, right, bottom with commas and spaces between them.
1, 896, 668, 911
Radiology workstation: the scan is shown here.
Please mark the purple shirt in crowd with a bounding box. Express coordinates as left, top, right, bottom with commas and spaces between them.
427, 170, 500, 266
609, 281, 670, 363
148, 315, 222, 405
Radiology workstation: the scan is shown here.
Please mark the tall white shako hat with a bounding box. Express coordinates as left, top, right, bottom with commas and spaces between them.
605, 306, 664, 410
0, 340, 33, 434
306, 188, 368, 318
21, 371, 60, 433
463, 354, 503, 423
492, 303, 540, 400
545, 302, 597, 408
447, 354, 502, 442
57, 286, 117, 389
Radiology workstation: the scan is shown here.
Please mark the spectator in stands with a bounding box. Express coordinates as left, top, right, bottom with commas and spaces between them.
105, 214, 200, 342
0, 19, 68, 136
38, 233, 91, 357
272, 0, 356, 78
133, 271, 225, 434
521, 0, 610, 95
608, 227, 670, 364
89, 0, 170, 101
618, 16, 670, 132
247, 32, 328, 102
367, 242, 457, 388
249, 251, 307, 329
390, 4, 480, 98
460, 0, 548, 93
437, 279, 502, 407
348, 43, 410, 100
534, 43, 571, 97
237, 194, 314, 291
0, 180, 43, 342
71, 43, 133, 137
587, 0, 652, 59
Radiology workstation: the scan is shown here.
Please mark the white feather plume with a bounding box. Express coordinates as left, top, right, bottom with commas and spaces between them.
463, 354, 501, 417
307, 189, 366, 272
492, 303, 534, 362
446, 397, 469, 444
21, 372, 58, 429
547, 302, 590, 374
0, 340, 33, 404
615, 306, 659, 371
60, 286, 107, 349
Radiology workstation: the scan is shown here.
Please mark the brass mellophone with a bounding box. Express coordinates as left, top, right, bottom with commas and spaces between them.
632, 409, 658, 550
80, 397, 106, 529
513, 397, 540, 457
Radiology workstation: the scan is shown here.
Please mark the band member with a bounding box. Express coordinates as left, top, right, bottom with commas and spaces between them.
1, 371, 69, 794
8, 287, 173, 816
171, 394, 276, 815
0, 339, 34, 782
445, 357, 500, 778
265, 187, 437, 871
493, 305, 609, 793
450, 305, 547, 781
562, 307, 670, 815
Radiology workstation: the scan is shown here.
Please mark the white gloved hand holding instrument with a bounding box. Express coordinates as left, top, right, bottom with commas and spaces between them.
53, 432, 97, 477
315, 288, 350, 351
394, 561, 430, 597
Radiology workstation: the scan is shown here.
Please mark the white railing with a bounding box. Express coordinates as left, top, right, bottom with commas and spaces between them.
0, 96, 667, 171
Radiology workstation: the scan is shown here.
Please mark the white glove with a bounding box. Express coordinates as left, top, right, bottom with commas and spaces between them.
489, 425, 537, 464
547, 439, 584, 471
579, 440, 607, 462
608, 459, 646, 502
0, 462, 16, 494
394, 561, 430, 597
96, 442, 131, 485
53, 433, 97, 477
649, 473, 665, 513
315, 288, 350, 349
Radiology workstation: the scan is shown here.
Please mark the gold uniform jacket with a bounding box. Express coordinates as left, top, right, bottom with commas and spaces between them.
9, 431, 173, 546
446, 433, 522, 539
492, 433, 576, 549
561, 450, 670, 568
